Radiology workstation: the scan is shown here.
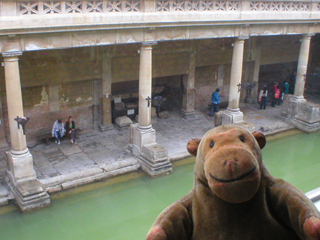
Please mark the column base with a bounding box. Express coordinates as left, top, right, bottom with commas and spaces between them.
282, 95, 320, 132
6, 149, 36, 182
6, 149, 51, 212
130, 124, 172, 177
180, 109, 198, 121
220, 108, 244, 125
291, 95, 307, 103
139, 143, 172, 177
130, 123, 156, 153
6, 177, 51, 212
99, 123, 114, 132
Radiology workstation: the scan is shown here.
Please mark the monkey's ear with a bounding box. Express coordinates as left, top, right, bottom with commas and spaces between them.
252, 131, 266, 149
187, 138, 202, 156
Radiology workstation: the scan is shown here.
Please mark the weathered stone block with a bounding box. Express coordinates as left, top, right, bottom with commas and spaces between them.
282, 96, 320, 133
47, 185, 62, 193
139, 143, 172, 177
115, 116, 133, 128
295, 102, 320, 123
221, 110, 244, 125
7, 178, 51, 212
130, 124, 156, 149
141, 143, 168, 161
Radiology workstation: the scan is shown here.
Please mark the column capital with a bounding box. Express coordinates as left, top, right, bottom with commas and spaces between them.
236, 36, 249, 41
303, 33, 315, 38
2, 51, 23, 60
141, 41, 157, 47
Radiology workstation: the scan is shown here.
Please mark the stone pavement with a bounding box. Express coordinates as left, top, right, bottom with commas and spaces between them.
0, 102, 295, 206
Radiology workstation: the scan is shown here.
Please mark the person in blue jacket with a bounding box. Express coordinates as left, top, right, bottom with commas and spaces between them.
209, 88, 221, 116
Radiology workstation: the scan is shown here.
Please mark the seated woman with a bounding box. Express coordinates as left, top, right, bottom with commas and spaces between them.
66, 116, 76, 144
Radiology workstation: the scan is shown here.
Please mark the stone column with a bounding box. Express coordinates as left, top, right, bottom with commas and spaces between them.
281, 34, 320, 133
220, 38, 246, 125
99, 52, 113, 131
2, 52, 50, 212
252, 41, 261, 102
294, 34, 314, 101
181, 52, 196, 120
138, 43, 153, 130
130, 42, 172, 177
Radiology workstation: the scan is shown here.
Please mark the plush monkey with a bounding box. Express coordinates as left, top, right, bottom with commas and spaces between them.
146, 125, 320, 240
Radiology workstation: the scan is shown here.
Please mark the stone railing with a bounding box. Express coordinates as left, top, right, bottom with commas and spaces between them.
1, 0, 320, 52
0, 0, 318, 15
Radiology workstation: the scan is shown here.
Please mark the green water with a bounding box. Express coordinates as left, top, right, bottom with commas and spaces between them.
0, 130, 320, 240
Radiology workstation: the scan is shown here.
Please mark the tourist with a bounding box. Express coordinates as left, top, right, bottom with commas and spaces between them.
284, 81, 289, 94
209, 88, 221, 116
66, 116, 76, 144
272, 82, 281, 107
52, 118, 65, 144
259, 84, 268, 110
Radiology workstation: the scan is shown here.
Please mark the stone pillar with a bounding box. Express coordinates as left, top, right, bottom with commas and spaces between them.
138, 43, 153, 130
251, 42, 261, 102
130, 43, 172, 177
2, 52, 50, 212
220, 37, 246, 125
99, 52, 113, 131
294, 34, 314, 102
181, 52, 197, 120
281, 34, 320, 133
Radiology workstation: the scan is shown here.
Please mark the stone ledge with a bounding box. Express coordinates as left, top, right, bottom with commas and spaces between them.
40, 167, 104, 188
61, 165, 140, 190
40, 160, 141, 191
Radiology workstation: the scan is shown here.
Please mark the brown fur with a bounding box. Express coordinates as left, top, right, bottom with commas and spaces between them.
146, 125, 320, 240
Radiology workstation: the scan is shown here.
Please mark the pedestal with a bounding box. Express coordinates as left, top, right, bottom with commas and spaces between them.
139, 143, 173, 177
6, 150, 50, 212
130, 124, 172, 177
282, 95, 320, 132
220, 109, 244, 125
130, 123, 156, 155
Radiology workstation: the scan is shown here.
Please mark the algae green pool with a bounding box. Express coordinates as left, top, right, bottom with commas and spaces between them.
1, 130, 320, 240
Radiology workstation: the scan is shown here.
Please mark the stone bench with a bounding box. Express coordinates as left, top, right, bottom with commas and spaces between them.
37, 128, 80, 145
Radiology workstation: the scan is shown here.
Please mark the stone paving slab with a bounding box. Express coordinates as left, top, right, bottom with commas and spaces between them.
59, 145, 83, 156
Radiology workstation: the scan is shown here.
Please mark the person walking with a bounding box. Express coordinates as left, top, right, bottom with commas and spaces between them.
209, 88, 221, 116
66, 116, 76, 144
52, 118, 65, 144
259, 85, 268, 110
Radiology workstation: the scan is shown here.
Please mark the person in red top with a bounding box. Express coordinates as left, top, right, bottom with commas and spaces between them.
272, 82, 281, 107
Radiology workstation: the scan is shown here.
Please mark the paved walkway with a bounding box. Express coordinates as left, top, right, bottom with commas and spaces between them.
0, 102, 296, 205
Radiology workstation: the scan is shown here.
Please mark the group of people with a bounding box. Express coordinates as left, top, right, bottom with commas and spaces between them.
52, 116, 76, 144
208, 81, 291, 115
259, 81, 290, 110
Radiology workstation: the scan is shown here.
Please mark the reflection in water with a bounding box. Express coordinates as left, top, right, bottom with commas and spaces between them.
0, 130, 319, 240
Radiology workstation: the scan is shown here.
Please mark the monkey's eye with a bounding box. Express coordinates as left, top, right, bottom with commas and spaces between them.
239, 136, 245, 142
210, 141, 215, 148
